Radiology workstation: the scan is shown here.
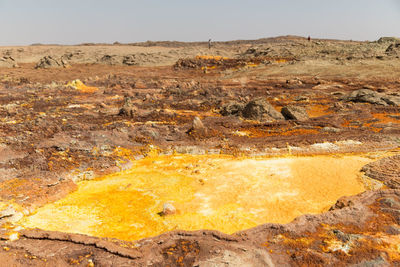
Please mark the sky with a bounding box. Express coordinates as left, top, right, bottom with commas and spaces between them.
0, 0, 399, 45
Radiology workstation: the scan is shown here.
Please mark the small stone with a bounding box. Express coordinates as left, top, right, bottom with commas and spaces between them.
286, 78, 303, 85
162, 202, 176, 216
73, 171, 95, 183
118, 96, 138, 117
8, 232, 19, 242
187, 116, 207, 136
295, 95, 309, 102
322, 127, 342, 133
192, 117, 205, 131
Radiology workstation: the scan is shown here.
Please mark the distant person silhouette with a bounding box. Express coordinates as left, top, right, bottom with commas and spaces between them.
308, 36, 311, 41
208, 39, 212, 49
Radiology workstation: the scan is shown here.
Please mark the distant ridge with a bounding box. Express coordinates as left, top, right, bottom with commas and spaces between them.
27, 35, 387, 47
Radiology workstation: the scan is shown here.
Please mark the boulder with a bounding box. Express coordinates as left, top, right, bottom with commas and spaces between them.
281, 105, 309, 121
220, 101, 244, 116
118, 96, 137, 117
242, 98, 284, 121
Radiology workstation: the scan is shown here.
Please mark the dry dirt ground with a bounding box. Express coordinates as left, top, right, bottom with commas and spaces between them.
0, 36, 399, 266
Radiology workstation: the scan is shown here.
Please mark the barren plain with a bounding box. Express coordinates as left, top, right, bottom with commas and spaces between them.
0, 36, 399, 266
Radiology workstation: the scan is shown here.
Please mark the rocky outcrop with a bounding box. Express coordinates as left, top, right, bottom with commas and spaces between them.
362, 155, 400, 189
98, 55, 121, 65
35, 56, 68, 69
385, 42, 400, 57
122, 55, 137, 66
98, 55, 138, 66
344, 89, 387, 105
343, 89, 400, 106
377, 37, 400, 44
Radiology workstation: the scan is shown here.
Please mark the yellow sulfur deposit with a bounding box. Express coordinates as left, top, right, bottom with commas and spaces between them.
20, 154, 372, 241
195, 55, 229, 60
66, 79, 98, 93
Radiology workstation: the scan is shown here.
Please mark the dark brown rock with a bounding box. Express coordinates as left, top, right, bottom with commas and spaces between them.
118, 96, 137, 117
281, 105, 309, 121
242, 98, 284, 121
220, 101, 244, 116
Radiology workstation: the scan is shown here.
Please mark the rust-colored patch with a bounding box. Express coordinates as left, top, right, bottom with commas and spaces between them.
308, 104, 333, 118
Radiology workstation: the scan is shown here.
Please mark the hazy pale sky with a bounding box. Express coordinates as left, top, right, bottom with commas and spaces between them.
0, 0, 399, 45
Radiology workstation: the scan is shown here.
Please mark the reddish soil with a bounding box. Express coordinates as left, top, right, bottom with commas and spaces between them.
0, 37, 399, 266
